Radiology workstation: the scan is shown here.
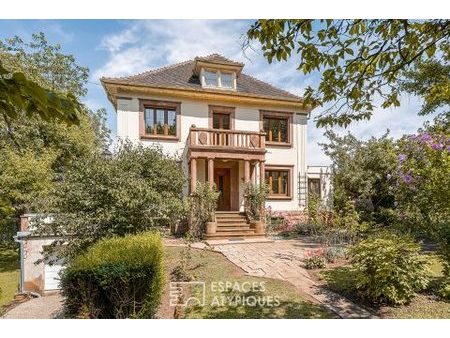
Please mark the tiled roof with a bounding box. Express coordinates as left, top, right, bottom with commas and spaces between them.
101, 54, 302, 102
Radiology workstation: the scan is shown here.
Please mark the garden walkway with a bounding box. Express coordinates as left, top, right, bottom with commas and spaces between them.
211, 238, 377, 319
1, 293, 63, 319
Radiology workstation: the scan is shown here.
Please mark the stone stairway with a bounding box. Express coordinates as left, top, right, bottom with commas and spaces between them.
204, 211, 266, 240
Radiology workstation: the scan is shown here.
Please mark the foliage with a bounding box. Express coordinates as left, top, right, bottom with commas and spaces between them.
349, 233, 430, 305
304, 248, 326, 269
0, 62, 81, 124
331, 200, 367, 241
0, 147, 57, 214
401, 58, 450, 115
246, 19, 450, 127
307, 192, 322, 226
36, 143, 185, 259
323, 246, 347, 263
61, 232, 164, 318
437, 282, 450, 301
394, 113, 450, 277
244, 183, 269, 221
322, 130, 397, 224
0, 33, 89, 98
189, 182, 220, 238
0, 32, 109, 244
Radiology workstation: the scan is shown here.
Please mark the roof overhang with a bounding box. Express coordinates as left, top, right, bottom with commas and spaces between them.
101, 79, 312, 113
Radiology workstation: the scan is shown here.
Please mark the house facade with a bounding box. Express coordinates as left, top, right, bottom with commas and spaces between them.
102, 54, 328, 239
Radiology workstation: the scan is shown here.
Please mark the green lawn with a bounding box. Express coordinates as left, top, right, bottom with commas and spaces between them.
162, 246, 336, 319
0, 247, 20, 307
319, 254, 450, 319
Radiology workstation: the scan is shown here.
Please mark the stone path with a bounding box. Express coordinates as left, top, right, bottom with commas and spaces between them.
1, 293, 63, 319
212, 239, 377, 319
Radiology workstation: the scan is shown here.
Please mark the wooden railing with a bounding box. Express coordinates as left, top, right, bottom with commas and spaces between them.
189, 126, 266, 151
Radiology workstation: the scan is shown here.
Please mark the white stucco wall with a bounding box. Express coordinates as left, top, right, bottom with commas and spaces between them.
116, 93, 309, 211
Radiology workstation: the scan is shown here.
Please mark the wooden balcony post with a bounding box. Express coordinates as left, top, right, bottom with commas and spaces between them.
208, 158, 214, 187
259, 160, 265, 186
190, 158, 197, 193
244, 160, 250, 183
260, 129, 266, 149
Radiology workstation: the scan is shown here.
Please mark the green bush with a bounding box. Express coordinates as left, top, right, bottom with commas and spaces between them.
244, 183, 268, 221
349, 233, 429, 305
438, 282, 450, 301
61, 232, 164, 318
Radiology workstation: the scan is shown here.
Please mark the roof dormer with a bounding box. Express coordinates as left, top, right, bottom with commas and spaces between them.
193, 54, 244, 90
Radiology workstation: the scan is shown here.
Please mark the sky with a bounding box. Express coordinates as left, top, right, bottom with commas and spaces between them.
0, 19, 437, 165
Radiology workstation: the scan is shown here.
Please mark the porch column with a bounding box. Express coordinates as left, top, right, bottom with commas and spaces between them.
244, 160, 250, 183
208, 158, 214, 187
259, 160, 265, 186
190, 158, 197, 193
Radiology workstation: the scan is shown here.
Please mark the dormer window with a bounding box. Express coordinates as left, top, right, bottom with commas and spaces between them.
201, 69, 236, 90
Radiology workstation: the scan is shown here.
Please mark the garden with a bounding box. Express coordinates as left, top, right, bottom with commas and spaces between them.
1, 21, 449, 319
264, 116, 450, 318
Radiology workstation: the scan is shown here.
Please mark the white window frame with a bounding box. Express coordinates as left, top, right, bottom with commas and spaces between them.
200, 68, 236, 90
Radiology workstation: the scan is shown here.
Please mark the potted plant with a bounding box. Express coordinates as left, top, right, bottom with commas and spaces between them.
244, 183, 268, 234
191, 182, 220, 236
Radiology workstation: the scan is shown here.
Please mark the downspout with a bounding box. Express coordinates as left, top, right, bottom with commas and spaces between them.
13, 231, 31, 294
13, 233, 25, 293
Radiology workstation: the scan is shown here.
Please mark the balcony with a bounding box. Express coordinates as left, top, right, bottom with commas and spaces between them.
188, 126, 266, 160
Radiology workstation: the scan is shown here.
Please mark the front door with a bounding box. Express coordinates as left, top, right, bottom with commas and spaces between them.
214, 168, 231, 211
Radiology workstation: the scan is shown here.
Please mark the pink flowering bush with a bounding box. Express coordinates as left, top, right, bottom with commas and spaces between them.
395, 115, 450, 278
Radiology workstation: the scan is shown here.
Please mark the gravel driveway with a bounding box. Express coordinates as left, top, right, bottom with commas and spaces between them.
2, 294, 63, 319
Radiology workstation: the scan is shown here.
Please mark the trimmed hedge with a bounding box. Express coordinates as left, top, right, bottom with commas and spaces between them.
349, 233, 429, 305
61, 232, 164, 318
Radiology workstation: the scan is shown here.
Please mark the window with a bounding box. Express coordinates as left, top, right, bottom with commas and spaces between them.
204, 70, 218, 87
308, 178, 321, 198
263, 117, 288, 143
265, 166, 293, 199
201, 69, 235, 89
140, 99, 180, 139
213, 113, 230, 130
260, 111, 292, 146
220, 72, 233, 88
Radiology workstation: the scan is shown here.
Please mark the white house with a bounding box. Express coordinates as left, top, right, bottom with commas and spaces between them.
102, 53, 331, 239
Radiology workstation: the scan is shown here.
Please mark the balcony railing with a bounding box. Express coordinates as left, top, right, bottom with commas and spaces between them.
189, 126, 266, 152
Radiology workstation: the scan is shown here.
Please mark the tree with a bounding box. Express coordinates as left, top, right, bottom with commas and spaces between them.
246, 20, 450, 127
394, 113, 450, 276
37, 143, 186, 258
0, 61, 81, 125
321, 130, 398, 223
0, 33, 109, 244
401, 58, 450, 115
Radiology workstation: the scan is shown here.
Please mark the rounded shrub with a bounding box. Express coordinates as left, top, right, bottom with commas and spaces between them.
61, 232, 164, 318
349, 233, 429, 305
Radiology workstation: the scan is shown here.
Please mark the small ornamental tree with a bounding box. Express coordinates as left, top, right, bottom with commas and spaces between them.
189, 182, 220, 238
244, 183, 269, 221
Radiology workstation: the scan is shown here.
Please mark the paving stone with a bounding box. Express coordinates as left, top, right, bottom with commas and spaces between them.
214, 238, 378, 319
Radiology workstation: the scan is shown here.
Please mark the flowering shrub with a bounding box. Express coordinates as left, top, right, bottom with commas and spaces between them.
304, 247, 327, 269
395, 116, 450, 278
266, 209, 305, 235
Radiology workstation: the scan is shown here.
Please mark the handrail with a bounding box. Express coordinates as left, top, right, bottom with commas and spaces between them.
189, 126, 266, 150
